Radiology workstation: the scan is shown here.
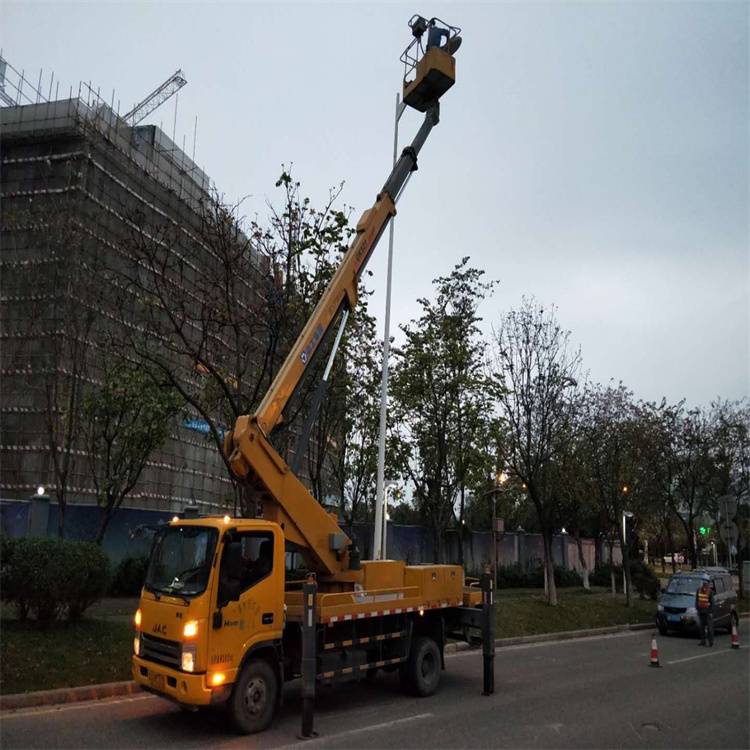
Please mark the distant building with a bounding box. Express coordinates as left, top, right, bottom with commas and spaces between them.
0, 93, 242, 519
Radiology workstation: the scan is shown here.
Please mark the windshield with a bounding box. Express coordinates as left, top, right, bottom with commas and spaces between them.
145, 526, 218, 598
665, 577, 705, 596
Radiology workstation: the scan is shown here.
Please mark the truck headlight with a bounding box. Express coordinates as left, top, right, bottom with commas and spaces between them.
133, 634, 142, 656
686, 607, 697, 615
181, 643, 196, 672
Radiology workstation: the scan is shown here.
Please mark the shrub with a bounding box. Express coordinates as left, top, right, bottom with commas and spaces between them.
627, 559, 657, 581
632, 573, 660, 600
590, 562, 622, 588
2, 537, 111, 629
110, 554, 150, 597
496, 563, 582, 589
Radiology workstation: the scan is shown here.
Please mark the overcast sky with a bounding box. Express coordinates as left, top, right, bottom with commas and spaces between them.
3, 1, 747, 409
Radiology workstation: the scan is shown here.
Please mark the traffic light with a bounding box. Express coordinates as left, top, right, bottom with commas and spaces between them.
699, 526, 711, 535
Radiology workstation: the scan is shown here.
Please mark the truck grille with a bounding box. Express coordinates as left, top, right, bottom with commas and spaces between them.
141, 633, 181, 668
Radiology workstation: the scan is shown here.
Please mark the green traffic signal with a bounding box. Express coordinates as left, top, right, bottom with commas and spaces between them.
699, 526, 706, 535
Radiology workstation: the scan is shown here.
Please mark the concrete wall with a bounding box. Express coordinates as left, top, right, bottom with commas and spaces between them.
1, 498, 621, 573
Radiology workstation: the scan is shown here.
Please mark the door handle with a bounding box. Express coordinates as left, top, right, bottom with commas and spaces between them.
262, 612, 274, 625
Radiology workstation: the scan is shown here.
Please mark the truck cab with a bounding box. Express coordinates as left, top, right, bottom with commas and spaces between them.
133, 518, 285, 713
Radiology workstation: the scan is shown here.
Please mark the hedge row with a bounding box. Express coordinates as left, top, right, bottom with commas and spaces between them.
493, 564, 583, 589
1, 537, 111, 629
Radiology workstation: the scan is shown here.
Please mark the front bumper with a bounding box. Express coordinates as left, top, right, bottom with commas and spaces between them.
132, 656, 234, 707
656, 612, 699, 632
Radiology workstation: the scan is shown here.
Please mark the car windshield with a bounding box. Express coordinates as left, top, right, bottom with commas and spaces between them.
665, 577, 705, 595
145, 526, 218, 598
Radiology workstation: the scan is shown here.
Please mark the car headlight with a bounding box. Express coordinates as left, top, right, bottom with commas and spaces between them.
686, 607, 697, 615
181, 642, 196, 672
657, 604, 664, 612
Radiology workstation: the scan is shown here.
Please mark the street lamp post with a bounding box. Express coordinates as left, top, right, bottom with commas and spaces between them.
382, 481, 400, 560
373, 94, 407, 562
483, 472, 508, 588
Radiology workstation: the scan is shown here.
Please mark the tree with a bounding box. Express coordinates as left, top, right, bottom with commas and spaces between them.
666, 406, 719, 569
114, 170, 355, 514
489, 298, 582, 605
325, 307, 381, 528
710, 399, 750, 592
555, 418, 598, 590
390, 259, 496, 563
579, 383, 661, 606
82, 359, 183, 544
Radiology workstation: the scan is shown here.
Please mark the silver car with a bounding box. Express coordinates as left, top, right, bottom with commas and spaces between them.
656, 568, 738, 636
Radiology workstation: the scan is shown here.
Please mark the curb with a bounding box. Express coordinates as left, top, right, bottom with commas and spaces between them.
444, 621, 654, 654
4, 614, 747, 711
0, 680, 140, 712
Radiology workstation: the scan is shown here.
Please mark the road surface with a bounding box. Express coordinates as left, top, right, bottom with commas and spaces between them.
2, 622, 748, 749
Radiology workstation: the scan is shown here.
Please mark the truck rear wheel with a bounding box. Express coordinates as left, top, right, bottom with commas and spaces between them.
228, 658, 277, 735
400, 636, 441, 697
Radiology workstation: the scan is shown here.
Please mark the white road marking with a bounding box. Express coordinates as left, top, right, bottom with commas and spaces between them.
667, 647, 742, 665
1, 693, 155, 718
281, 712, 433, 747
629, 721, 643, 741
447, 630, 641, 657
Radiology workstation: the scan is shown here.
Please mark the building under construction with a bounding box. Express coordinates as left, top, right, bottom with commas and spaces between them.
0, 61, 275, 544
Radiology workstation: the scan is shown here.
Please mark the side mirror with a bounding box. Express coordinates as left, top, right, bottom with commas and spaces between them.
661, 587, 666, 594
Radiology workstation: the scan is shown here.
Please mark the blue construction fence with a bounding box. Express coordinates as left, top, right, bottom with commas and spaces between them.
1, 498, 622, 572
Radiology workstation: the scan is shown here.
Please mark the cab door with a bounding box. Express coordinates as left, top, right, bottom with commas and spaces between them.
208, 528, 284, 675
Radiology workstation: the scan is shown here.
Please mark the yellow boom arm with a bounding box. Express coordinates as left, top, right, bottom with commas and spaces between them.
225, 24, 460, 580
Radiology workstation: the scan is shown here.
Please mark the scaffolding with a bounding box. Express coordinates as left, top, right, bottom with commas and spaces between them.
0, 60, 265, 515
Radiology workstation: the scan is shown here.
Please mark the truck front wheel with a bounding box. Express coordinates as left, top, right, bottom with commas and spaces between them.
400, 636, 441, 697
228, 658, 278, 735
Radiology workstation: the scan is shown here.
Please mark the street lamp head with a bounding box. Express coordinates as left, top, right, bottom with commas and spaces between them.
36, 486, 45, 496
622, 485, 629, 494
497, 471, 508, 485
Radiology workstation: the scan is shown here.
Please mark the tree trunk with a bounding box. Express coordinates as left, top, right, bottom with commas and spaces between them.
575, 534, 590, 590
541, 527, 558, 606
57, 487, 66, 538
666, 520, 676, 575
624, 553, 633, 607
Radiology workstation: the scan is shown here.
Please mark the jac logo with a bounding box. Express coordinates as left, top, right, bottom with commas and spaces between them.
354, 236, 370, 267
153, 623, 167, 636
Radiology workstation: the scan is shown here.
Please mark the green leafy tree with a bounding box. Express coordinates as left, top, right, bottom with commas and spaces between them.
325, 308, 381, 528
390, 259, 496, 563
83, 362, 183, 544
578, 383, 662, 606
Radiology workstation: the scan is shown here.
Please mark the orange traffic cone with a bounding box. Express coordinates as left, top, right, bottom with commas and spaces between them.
649, 633, 661, 668
731, 620, 739, 649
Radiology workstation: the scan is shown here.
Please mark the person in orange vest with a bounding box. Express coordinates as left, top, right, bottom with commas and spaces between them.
695, 578, 715, 647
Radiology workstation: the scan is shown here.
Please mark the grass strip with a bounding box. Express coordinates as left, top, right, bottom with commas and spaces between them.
496, 588, 657, 638
0, 619, 133, 695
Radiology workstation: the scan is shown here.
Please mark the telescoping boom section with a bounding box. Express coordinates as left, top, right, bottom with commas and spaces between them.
224, 17, 462, 583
